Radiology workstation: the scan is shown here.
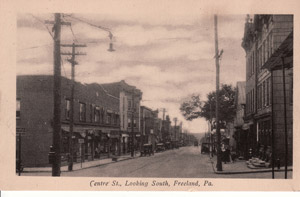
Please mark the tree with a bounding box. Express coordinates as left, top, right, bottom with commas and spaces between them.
180, 84, 236, 124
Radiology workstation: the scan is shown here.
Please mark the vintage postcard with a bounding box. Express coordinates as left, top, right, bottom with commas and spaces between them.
0, 0, 299, 191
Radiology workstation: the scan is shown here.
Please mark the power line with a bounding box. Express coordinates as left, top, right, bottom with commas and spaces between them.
29, 14, 54, 39
69, 24, 78, 43
65, 15, 111, 33
62, 14, 78, 43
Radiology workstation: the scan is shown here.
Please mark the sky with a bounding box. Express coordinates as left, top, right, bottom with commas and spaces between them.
17, 13, 246, 134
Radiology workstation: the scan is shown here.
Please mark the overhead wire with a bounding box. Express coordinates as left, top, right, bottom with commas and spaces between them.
29, 14, 54, 39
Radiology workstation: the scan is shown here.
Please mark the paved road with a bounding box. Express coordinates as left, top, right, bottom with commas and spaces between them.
21, 146, 292, 178
62, 146, 216, 178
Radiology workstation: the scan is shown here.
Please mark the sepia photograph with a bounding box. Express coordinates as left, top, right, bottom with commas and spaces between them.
0, 0, 299, 191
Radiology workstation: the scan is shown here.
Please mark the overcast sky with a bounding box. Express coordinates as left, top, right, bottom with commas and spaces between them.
17, 12, 246, 134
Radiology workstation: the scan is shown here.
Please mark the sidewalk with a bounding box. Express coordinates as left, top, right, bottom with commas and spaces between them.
23, 152, 141, 173
209, 155, 293, 174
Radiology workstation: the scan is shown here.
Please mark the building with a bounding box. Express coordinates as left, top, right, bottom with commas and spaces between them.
161, 115, 172, 148
263, 31, 293, 166
242, 15, 293, 165
17, 75, 120, 167
233, 81, 247, 158
140, 106, 159, 151
101, 80, 142, 154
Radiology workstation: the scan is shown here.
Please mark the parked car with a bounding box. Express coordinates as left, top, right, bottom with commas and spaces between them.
194, 141, 199, 147
156, 143, 165, 152
201, 143, 210, 154
141, 144, 154, 156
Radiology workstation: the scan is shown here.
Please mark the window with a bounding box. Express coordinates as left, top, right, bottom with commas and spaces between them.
252, 89, 255, 112
128, 100, 132, 110
128, 118, 131, 128
115, 114, 119, 125
79, 103, 86, 121
90, 104, 93, 122
106, 112, 111, 124
134, 119, 137, 128
290, 73, 293, 104
94, 106, 100, 123
16, 99, 20, 119
266, 78, 270, 106
65, 99, 70, 120
258, 85, 261, 110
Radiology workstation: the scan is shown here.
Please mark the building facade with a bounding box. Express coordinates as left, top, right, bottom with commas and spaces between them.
242, 15, 293, 165
233, 81, 247, 158
17, 75, 121, 167
101, 80, 142, 153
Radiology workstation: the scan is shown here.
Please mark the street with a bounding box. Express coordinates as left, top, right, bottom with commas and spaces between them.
22, 146, 291, 179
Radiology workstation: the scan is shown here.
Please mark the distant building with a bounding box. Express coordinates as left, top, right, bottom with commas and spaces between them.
233, 81, 246, 158
242, 15, 293, 165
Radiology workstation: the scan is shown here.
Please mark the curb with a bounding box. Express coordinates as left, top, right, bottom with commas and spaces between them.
209, 158, 293, 175
22, 155, 139, 173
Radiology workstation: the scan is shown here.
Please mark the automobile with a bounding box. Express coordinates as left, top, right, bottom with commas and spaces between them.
156, 143, 165, 152
201, 143, 210, 154
141, 144, 154, 156
194, 141, 199, 147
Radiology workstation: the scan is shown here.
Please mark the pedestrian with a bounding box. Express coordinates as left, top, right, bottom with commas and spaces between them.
95, 147, 100, 158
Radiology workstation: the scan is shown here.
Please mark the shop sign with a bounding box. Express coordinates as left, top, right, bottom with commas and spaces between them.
78, 139, 84, 144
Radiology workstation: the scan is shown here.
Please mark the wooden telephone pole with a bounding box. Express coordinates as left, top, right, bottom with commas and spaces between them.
214, 15, 222, 172
61, 43, 86, 171
131, 89, 135, 157
46, 13, 71, 176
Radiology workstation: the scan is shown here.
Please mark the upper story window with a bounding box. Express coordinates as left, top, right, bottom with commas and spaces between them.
65, 99, 70, 120
134, 119, 137, 128
94, 106, 100, 123
106, 112, 111, 124
128, 118, 131, 128
90, 104, 93, 122
128, 99, 132, 110
79, 102, 86, 122
115, 114, 119, 125
16, 99, 20, 119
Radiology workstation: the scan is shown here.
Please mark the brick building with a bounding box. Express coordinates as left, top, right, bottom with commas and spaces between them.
101, 80, 142, 154
242, 15, 293, 165
17, 75, 126, 167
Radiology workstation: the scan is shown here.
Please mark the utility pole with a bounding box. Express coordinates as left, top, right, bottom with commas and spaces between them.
173, 117, 177, 148
46, 13, 71, 176
61, 43, 86, 171
214, 14, 222, 171
281, 57, 288, 179
162, 108, 166, 121
131, 89, 135, 157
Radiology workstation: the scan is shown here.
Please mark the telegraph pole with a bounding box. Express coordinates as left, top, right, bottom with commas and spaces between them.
131, 89, 135, 157
173, 117, 177, 148
52, 13, 62, 176
214, 15, 222, 171
46, 13, 71, 176
61, 43, 86, 171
